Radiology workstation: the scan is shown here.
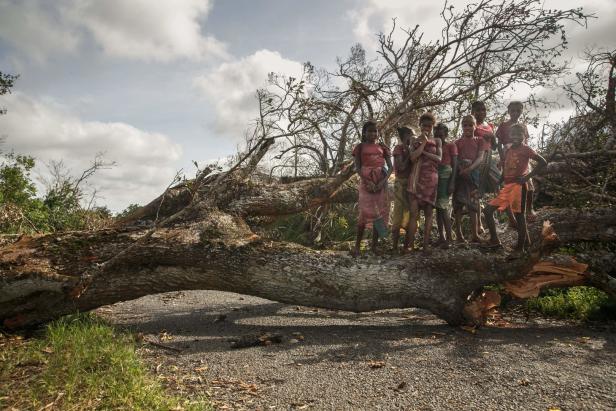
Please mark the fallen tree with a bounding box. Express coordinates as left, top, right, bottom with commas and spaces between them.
1, 162, 615, 329
1, 2, 613, 329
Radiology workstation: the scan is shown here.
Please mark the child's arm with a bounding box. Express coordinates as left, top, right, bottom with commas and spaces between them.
449, 155, 458, 194
377, 155, 394, 191
518, 153, 548, 184
497, 142, 505, 163
410, 137, 426, 161
354, 147, 374, 191
461, 150, 486, 175
421, 138, 442, 162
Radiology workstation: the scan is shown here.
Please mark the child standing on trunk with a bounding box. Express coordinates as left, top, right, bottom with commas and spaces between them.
404, 113, 442, 253
391, 126, 414, 252
352, 121, 393, 256
484, 124, 547, 251
496, 101, 536, 224
453, 115, 489, 243
434, 123, 458, 248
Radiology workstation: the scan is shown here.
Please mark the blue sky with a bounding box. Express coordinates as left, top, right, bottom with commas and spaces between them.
0, 0, 614, 211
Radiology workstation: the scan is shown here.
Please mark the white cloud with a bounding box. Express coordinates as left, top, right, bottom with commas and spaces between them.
348, 0, 445, 49
0, 0, 226, 62
193, 49, 305, 139
0, 92, 183, 211
0, 1, 80, 63
349, 0, 616, 52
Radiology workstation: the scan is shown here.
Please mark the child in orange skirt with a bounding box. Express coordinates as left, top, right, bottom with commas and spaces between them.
484, 124, 547, 251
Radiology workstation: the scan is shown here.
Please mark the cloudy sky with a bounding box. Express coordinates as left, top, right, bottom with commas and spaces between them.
0, 0, 614, 211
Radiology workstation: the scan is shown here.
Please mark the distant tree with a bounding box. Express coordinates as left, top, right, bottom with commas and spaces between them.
0, 153, 49, 233
41, 154, 116, 231
116, 203, 141, 219
0, 70, 18, 115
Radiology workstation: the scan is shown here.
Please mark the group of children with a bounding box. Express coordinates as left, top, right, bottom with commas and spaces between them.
351, 101, 548, 256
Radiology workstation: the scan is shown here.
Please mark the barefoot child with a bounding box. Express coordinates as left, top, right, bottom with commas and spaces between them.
471, 101, 498, 233
495, 101, 536, 223
391, 126, 415, 252
403, 113, 442, 253
352, 121, 393, 256
484, 124, 547, 251
453, 115, 489, 243
434, 123, 458, 248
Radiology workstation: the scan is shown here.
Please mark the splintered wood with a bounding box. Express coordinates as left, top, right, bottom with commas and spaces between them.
504, 259, 589, 299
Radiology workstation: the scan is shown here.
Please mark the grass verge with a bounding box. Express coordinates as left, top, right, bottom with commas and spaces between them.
0, 313, 211, 410
527, 286, 616, 321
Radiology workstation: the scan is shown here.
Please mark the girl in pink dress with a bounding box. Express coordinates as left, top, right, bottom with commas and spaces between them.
404, 113, 442, 253
352, 121, 392, 256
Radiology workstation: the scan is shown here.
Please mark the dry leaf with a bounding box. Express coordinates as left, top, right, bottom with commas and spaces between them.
368, 360, 385, 369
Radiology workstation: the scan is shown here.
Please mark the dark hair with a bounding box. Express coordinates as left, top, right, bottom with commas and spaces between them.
418, 112, 436, 125
434, 123, 449, 136
508, 101, 524, 109
361, 120, 378, 142
471, 101, 486, 111
397, 126, 414, 137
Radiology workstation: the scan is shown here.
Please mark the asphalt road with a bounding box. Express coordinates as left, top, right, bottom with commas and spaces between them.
97, 290, 616, 410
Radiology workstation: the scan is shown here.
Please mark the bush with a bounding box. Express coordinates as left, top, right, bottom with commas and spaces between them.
527, 286, 616, 321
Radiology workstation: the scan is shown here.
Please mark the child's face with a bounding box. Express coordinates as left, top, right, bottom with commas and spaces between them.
420, 120, 434, 136
510, 129, 524, 145
508, 104, 523, 121
472, 105, 487, 122
400, 131, 413, 145
462, 121, 475, 138
366, 125, 378, 142
434, 127, 447, 141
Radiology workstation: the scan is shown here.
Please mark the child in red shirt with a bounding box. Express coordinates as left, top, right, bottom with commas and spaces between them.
484, 124, 547, 251
352, 121, 393, 256
453, 115, 488, 243
495, 101, 535, 223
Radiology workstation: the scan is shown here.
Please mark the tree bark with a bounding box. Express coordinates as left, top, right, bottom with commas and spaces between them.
1, 167, 615, 329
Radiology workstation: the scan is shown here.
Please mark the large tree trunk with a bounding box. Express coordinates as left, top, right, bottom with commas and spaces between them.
1, 165, 615, 329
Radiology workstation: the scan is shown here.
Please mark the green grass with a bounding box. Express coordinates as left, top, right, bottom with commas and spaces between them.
527, 286, 616, 321
0, 313, 211, 410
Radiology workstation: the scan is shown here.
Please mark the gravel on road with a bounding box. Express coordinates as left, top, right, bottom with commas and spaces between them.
97, 290, 616, 410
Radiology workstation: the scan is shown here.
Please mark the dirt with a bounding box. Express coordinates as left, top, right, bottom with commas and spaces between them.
97, 290, 616, 410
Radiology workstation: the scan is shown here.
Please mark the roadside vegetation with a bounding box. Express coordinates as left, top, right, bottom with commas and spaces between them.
0, 313, 211, 410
